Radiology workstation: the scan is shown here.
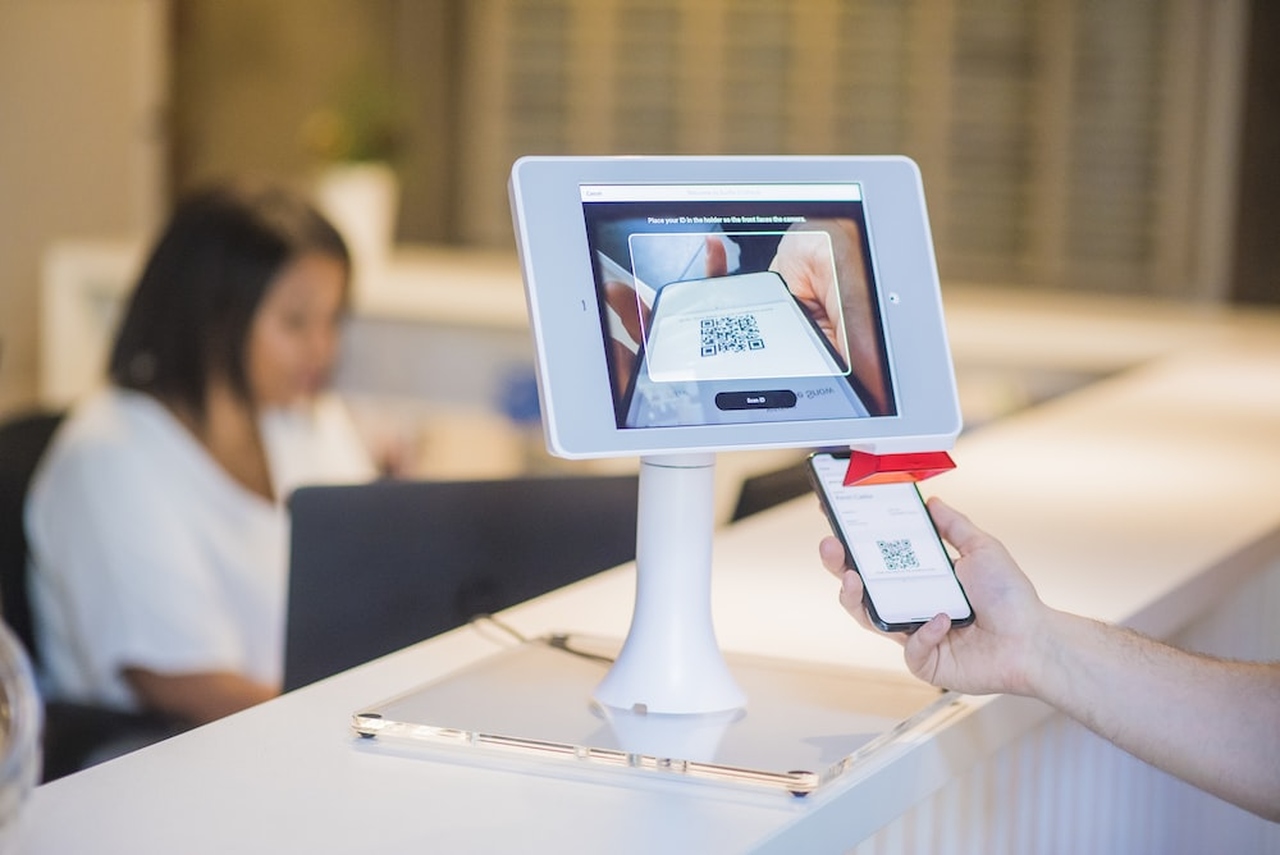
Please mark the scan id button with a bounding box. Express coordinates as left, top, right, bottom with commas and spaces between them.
714, 390, 798, 411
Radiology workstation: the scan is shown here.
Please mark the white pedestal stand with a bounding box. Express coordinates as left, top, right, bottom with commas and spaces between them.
591, 453, 747, 715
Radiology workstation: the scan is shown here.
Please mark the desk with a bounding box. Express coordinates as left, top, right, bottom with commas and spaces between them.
20, 289, 1280, 852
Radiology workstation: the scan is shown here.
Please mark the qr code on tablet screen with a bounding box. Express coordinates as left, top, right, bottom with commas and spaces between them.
700, 313, 765, 357
877, 538, 920, 572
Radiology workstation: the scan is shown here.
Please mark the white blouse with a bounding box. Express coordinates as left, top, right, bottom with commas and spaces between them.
25, 386, 375, 711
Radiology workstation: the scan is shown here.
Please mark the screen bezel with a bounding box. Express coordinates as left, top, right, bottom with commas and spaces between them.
509, 155, 961, 458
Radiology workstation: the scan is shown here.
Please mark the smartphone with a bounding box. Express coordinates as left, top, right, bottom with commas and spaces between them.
808, 451, 974, 632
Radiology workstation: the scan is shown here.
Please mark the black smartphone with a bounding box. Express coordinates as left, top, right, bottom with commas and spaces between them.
808, 451, 974, 632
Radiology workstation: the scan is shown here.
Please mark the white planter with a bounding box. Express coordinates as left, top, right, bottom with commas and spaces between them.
313, 162, 400, 292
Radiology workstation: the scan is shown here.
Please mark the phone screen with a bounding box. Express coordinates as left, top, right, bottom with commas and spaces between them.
808, 452, 973, 631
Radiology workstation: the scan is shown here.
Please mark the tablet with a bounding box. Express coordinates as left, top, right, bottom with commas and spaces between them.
509, 155, 961, 458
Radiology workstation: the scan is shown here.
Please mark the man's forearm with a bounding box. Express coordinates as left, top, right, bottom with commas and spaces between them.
1029, 610, 1280, 821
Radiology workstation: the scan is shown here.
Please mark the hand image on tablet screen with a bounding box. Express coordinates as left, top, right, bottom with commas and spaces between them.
769, 219, 888, 415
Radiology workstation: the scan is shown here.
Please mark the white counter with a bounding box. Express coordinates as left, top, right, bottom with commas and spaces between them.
23, 258, 1280, 852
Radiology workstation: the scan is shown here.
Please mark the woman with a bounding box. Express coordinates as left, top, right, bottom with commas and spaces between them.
26, 179, 375, 726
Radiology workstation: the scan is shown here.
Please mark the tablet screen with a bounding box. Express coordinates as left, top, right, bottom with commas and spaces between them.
581, 182, 895, 429
509, 156, 960, 458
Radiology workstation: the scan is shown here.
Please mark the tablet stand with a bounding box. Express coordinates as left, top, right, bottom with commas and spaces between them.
591, 453, 747, 715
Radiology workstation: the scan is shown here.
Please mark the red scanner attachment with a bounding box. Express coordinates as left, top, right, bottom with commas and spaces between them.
843, 450, 956, 486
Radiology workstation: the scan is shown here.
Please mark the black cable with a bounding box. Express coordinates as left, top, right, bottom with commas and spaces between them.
469, 614, 615, 665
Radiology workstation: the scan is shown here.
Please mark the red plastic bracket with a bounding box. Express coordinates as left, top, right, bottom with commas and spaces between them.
843, 450, 956, 486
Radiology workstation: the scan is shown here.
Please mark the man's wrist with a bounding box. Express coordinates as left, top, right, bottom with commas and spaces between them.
1018, 606, 1081, 702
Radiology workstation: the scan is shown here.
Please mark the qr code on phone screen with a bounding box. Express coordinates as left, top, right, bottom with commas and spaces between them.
877, 538, 920, 572
700, 313, 765, 357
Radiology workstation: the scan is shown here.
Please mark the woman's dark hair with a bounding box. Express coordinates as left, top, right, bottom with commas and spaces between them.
109, 179, 349, 418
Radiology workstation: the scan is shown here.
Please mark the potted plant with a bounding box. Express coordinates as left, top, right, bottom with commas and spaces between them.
301, 76, 405, 287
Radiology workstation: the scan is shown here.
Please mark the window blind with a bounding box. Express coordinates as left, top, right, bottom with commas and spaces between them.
456, 0, 1246, 298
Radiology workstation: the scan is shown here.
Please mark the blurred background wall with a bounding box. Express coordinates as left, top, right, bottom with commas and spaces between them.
1, 0, 1276, 415
0, 0, 168, 414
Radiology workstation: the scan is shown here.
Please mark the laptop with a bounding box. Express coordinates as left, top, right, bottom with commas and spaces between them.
283, 475, 639, 691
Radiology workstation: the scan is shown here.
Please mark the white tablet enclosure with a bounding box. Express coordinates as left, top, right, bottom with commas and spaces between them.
508, 156, 961, 460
